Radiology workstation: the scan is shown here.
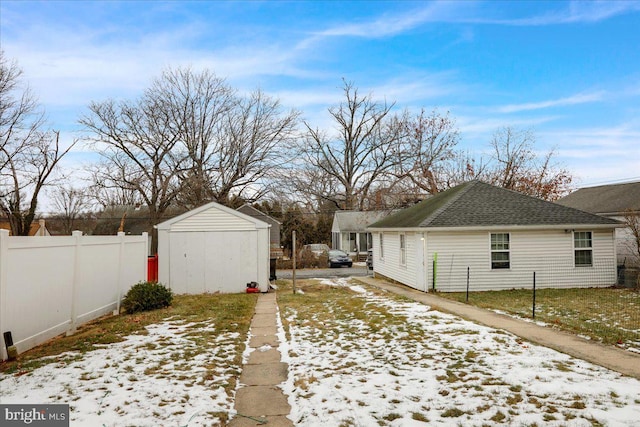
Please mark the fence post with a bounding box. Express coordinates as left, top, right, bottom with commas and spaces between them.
292, 230, 296, 295
532, 271, 536, 319
466, 266, 470, 302
67, 230, 83, 336
114, 232, 126, 315
0, 229, 9, 360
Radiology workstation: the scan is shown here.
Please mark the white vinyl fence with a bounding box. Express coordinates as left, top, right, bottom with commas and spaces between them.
0, 230, 148, 361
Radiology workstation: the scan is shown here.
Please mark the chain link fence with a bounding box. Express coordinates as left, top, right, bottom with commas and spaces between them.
431, 254, 640, 350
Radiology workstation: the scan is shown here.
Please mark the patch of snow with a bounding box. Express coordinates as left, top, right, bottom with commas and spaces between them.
282, 279, 640, 426
0, 320, 240, 426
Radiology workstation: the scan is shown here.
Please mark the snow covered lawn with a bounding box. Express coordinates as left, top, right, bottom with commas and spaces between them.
0, 319, 243, 426
278, 278, 640, 426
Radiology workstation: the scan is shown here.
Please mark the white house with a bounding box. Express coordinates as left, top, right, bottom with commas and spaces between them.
368, 181, 623, 293
331, 210, 393, 259
557, 181, 640, 267
156, 202, 271, 294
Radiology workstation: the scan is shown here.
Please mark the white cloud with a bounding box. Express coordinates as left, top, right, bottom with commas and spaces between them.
312, 2, 455, 38
457, 115, 561, 135
510, 1, 640, 26
299, 0, 640, 50
496, 91, 606, 113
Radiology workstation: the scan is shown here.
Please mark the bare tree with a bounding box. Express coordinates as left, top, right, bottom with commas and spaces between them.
204, 88, 300, 206
0, 52, 75, 235
50, 185, 92, 234
79, 93, 183, 252
300, 80, 403, 210
81, 67, 299, 250
486, 127, 572, 200
86, 169, 144, 209
151, 67, 235, 208
623, 210, 640, 266
393, 109, 460, 195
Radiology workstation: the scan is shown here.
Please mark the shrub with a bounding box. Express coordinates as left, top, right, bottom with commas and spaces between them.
276, 251, 330, 269
122, 281, 173, 314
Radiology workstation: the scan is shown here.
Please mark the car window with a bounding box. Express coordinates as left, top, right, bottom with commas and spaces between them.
329, 250, 346, 257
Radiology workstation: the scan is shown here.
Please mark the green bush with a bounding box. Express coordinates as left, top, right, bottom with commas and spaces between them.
122, 281, 173, 314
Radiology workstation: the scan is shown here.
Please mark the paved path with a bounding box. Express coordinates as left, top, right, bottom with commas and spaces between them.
228, 292, 293, 427
355, 276, 640, 380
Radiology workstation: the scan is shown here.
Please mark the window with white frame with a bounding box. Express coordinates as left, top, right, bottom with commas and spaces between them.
574, 231, 593, 267
490, 233, 510, 269
379, 233, 384, 259
399, 234, 406, 265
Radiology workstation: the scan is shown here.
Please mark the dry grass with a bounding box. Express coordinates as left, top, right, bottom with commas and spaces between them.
436, 287, 640, 349
0, 293, 258, 375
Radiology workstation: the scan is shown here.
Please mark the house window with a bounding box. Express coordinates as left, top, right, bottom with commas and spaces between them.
399, 234, 406, 266
574, 231, 593, 267
379, 233, 384, 259
490, 233, 510, 269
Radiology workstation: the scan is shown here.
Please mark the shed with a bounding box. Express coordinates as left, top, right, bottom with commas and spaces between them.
156, 202, 271, 294
368, 181, 623, 292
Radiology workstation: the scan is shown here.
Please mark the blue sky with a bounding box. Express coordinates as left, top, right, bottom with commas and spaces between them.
1, 0, 639, 189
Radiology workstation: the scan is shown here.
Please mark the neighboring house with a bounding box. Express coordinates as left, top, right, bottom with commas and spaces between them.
557, 181, 640, 266
368, 181, 622, 293
331, 210, 393, 259
156, 201, 271, 294
0, 219, 50, 236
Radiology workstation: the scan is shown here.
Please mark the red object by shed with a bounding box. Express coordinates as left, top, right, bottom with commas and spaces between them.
147, 254, 158, 282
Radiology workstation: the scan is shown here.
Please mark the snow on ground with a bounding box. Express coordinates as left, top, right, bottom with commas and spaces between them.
2, 278, 639, 426
279, 278, 640, 426
0, 320, 240, 426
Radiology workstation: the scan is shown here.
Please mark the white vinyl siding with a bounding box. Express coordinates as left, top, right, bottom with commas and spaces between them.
170, 208, 255, 232
157, 202, 271, 293
373, 229, 617, 293
372, 232, 417, 287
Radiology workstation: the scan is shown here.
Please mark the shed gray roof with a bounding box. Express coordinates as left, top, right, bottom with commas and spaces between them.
556, 181, 640, 215
369, 181, 621, 229
237, 204, 281, 226
332, 210, 395, 232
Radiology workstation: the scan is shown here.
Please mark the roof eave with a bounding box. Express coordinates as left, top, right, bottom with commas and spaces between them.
368, 223, 623, 233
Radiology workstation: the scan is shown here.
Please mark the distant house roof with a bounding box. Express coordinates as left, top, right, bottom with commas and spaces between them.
556, 181, 640, 216
332, 210, 395, 233
369, 180, 621, 230
0, 219, 50, 236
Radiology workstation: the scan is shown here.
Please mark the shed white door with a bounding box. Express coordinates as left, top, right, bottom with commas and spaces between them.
169, 232, 206, 294
169, 230, 259, 293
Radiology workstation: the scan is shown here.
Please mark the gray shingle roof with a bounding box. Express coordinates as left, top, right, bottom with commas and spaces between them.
369, 181, 621, 229
557, 181, 640, 215
333, 210, 395, 232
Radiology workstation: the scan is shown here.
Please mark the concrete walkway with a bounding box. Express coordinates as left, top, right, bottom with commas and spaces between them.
355, 276, 640, 380
228, 292, 293, 427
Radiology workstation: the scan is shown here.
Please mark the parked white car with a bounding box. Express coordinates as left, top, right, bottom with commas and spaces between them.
303, 243, 330, 257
